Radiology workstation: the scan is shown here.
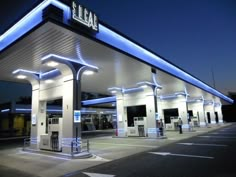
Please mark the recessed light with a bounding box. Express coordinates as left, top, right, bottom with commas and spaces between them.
140, 85, 148, 88
17, 75, 27, 79
45, 79, 54, 84
83, 70, 94, 75
111, 90, 117, 94
47, 61, 58, 67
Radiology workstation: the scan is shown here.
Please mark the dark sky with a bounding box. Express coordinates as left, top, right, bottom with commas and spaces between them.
0, 0, 236, 103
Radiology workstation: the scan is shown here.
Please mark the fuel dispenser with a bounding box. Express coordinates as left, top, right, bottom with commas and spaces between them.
39, 117, 62, 151
127, 117, 147, 137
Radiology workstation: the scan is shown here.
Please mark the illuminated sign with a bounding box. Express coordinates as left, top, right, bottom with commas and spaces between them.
32, 114, 37, 125
72, 1, 98, 32
74, 110, 81, 123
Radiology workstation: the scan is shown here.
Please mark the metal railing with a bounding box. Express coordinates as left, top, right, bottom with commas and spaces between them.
23, 137, 31, 150
71, 139, 89, 156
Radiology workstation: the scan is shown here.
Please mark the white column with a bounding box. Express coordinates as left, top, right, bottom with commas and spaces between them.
30, 89, 46, 149
188, 102, 206, 127
61, 79, 81, 153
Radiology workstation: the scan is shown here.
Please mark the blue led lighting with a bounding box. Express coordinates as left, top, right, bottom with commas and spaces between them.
203, 100, 214, 105
42, 54, 98, 70
0, 0, 70, 51
187, 97, 204, 103
107, 87, 122, 93
81, 110, 97, 113
159, 95, 178, 100
1, 109, 10, 113
40, 69, 61, 79
104, 110, 116, 113
81, 96, 116, 106
42, 54, 98, 80
159, 91, 187, 100
122, 87, 144, 94
15, 108, 31, 111
1, 0, 232, 103
96, 24, 233, 103
15, 108, 62, 112
12, 69, 40, 75
136, 81, 155, 87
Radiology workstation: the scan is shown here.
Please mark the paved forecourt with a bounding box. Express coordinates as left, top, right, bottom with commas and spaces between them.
0, 123, 230, 177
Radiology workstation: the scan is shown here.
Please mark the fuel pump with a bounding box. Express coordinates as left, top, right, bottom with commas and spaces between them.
40, 117, 62, 151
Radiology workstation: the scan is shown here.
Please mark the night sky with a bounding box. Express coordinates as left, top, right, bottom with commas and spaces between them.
0, 0, 236, 103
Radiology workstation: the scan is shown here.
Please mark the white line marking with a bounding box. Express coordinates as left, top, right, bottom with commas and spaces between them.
199, 136, 236, 139
149, 152, 214, 159
19, 151, 70, 160
177, 142, 227, 147
91, 142, 158, 148
83, 172, 115, 177
211, 132, 236, 135
85, 155, 110, 162
167, 138, 179, 140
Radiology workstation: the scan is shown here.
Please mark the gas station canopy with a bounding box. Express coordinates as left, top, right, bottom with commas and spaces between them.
0, 0, 233, 104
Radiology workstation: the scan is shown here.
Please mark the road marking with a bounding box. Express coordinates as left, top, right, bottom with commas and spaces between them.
167, 138, 179, 140
199, 136, 236, 139
149, 152, 214, 159
177, 142, 227, 147
210, 132, 236, 135
219, 129, 235, 132
85, 155, 110, 162
83, 172, 115, 177
19, 151, 70, 160
91, 142, 158, 148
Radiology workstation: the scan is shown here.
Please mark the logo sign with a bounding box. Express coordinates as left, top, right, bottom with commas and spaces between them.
32, 114, 37, 125
74, 110, 81, 123
72, 1, 98, 32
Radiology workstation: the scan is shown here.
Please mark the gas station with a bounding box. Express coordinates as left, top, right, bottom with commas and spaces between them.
0, 0, 233, 156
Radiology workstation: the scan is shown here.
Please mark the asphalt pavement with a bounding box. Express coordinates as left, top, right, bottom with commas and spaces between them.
0, 123, 234, 177
70, 124, 236, 177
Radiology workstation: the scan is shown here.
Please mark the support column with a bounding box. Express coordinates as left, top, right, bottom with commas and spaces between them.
187, 102, 206, 127
30, 89, 47, 149
158, 96, 188, 131
204, 103, 215, 124
115, 87, 157, 138
116, 93, 126, 137
61, 78, 81, 153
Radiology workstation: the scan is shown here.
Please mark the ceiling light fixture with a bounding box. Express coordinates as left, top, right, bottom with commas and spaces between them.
17, 75, 27, 79
45, 79, 54, 84
47, 61, 58, 67
83, 70, 94, 75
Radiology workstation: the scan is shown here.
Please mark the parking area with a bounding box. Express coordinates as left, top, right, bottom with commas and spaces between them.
0, 124, 230, 177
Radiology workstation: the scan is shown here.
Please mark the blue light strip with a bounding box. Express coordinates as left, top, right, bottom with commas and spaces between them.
15, 108, 31, 111
81, 96, 116, 106
0, 0, 70, 51
0, 0, 232, 104
159, 95, 177, 100
40, 69, 61, 79
136, 81, 156, 88
123, 87, 143, 94
15, 108, 62, 112
81, 110, 97, 113
96, 25, 233, 103
42, 54, 98, 70
1, 109, 10, 113
12, 69, 40, 75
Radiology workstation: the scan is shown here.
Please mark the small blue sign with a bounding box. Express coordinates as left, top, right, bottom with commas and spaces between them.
74, 110, 81, 123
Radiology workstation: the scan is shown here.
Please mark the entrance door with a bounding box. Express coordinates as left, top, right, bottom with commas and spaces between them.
207, 112, 211, 124
215, 112, 219, 123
